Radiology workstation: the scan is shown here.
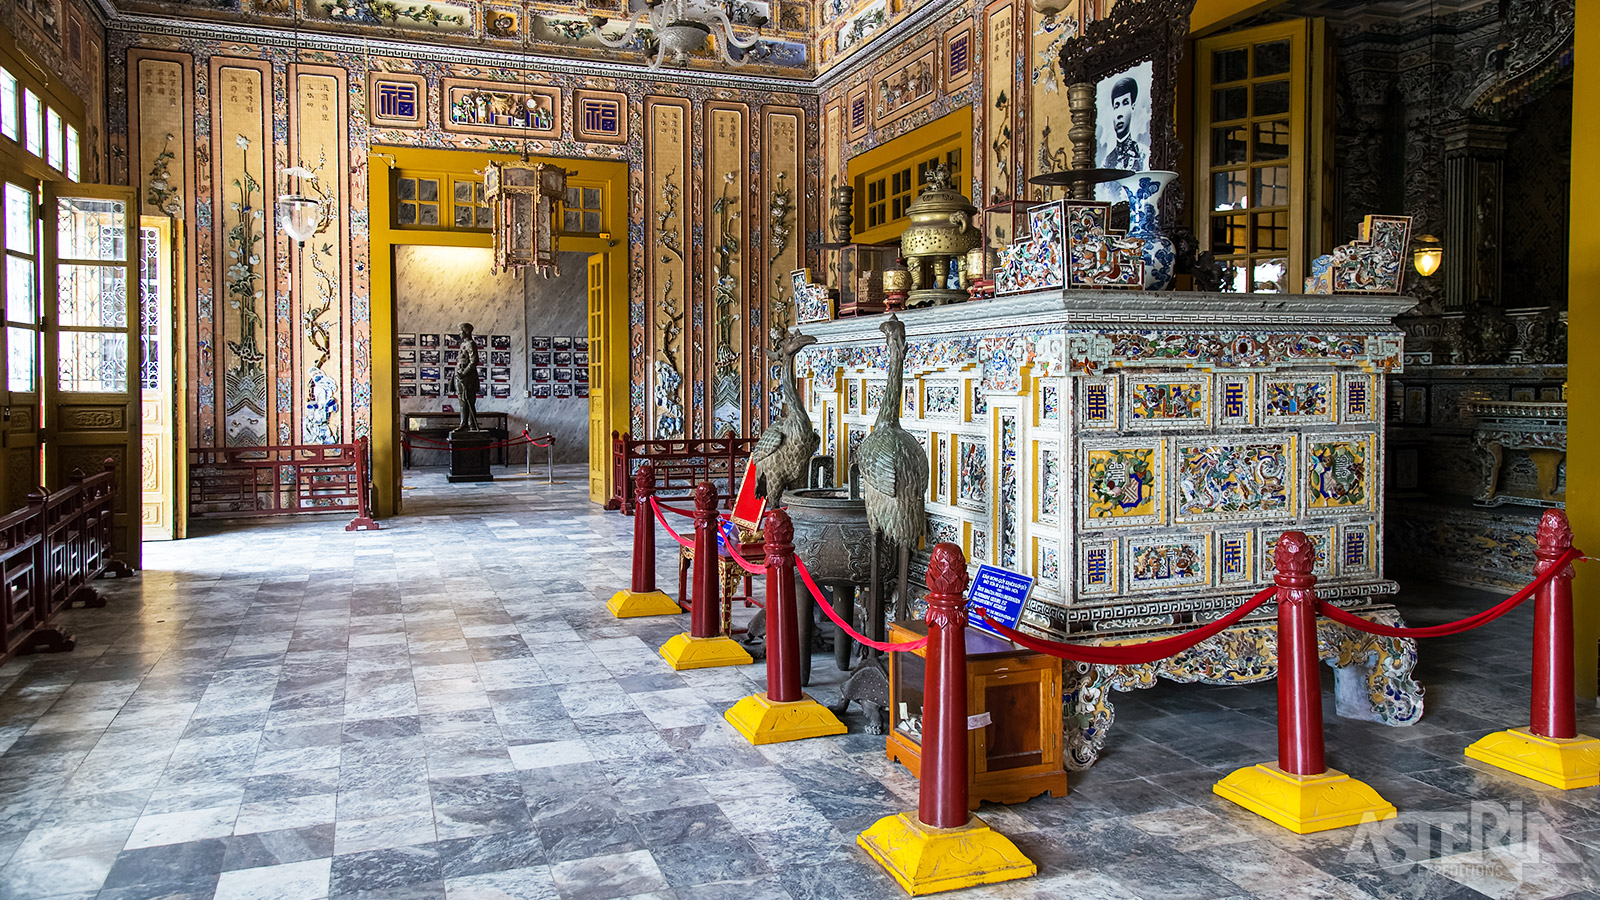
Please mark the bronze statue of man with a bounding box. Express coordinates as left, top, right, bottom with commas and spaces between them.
452, 322, 481, 433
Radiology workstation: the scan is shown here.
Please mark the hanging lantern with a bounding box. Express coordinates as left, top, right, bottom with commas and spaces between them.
1412, 233, 1442, 278
276, 166, 323, 244
484, 160, 568, 276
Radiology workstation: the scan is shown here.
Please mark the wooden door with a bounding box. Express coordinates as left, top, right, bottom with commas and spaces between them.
587, 252, 607, 503
43, 183, 141, 568
0, 171, 41, 514
137, 215, 182, 541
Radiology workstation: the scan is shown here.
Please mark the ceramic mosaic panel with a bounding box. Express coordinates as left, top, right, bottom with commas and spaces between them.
1218, 374, 1254, 427
442, 79, 560, 138
1344, 373, 1376, 424
792, 269, 831, 325
945, 21, 974, 91
1079, 539, 1117, 596
847, 380, 860, 413
928, 514, 961, 546
937, 434, 949, 502
1260, 525, 1334, 578
823, 404, 836, 456
903, 383, 916, 417
1261, 374, 1336, 425
995, 201, 1065, 295
957, 434, 988, 511
1127, 377, 1208, 429
999, 413, 1019, 568
1127, 537, 1209, 592
971, 526, 990, 565
1081, 440, 1162, 527
1038, 380, 1062, 424
368, 73, 426, 129
874, 43, 937, 127
1035, 538, 1062, 594
924, 380, 963, 419
845, 83, 870, 141
973, 386, 989, 417
1173, 439, 1295, 523
1080, 376, 1117, 430
846, 424, 865, 471
573, 89, 627, 144
1065, 201, 1143, 289
1306, 434, 1375, 513
1342, 522, 1377, 576
1217, 530, 1253, 585
865, 380, 885, 414
1036, 443, 1061, 525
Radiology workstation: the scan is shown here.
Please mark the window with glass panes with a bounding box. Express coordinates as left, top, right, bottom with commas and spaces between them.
859, 146, 963, 233
3, 181, 36, 393
393, 170, 491, 231
1196, 21, 1312, 293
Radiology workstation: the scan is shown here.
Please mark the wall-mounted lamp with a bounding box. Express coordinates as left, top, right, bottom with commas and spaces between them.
1413, 234, 1442, 277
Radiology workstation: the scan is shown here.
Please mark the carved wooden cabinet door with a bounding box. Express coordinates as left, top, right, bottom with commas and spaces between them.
43, 183, 141, 568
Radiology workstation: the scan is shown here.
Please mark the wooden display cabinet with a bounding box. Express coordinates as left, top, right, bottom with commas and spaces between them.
886, 620, 1068, 808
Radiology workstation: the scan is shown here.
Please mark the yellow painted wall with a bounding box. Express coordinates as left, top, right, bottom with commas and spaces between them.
368, 146, 629, 517
1189, 0, 1287, 37
1568, 6, 1597, 701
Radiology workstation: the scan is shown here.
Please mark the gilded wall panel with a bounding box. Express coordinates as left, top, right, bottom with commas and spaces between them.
290, 65, 350, 446
982, 0, 1015, 235
645, 97, 690, 439
763, 106, 805, 424
1027, 7, 1079, 198
705, 102, 750, 438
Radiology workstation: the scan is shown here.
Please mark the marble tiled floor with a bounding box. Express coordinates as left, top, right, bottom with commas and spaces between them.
0, 466, 1598, 900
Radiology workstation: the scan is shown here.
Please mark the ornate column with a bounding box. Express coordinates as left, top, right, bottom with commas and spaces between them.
1442, 122, 1514, 310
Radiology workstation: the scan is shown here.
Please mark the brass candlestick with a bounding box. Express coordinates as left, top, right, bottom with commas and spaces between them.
1067, 82, 1095, 201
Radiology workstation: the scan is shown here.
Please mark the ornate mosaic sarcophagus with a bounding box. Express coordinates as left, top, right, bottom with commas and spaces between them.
798, 290, 1422, 764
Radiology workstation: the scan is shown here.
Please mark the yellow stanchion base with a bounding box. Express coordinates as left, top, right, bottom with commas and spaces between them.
725, 693, 847, 745
1213, 763, 1396, 834
659, 633, 753, 670
857, 811, 1036, 896
607, 589, 682, 618
1465, 727, 1600, 789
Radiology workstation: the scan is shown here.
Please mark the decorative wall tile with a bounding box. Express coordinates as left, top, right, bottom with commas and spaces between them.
1127, 537, 1209, 592
1126, 376, 1208, 428
971, 526, 990, 564
957, 434, 988, 511
1260, 525, 1335, 577
1173, 439, 1294, 523
924, 380, 963, 418
1341, 521, 1377, 575
903, 382, 916, 416
1079, 539, 1117, 595
573, 89, 627, 144
928, 513, 961, 546
865, 380, 885, 414
1080, 376, 1116, 430
847, 379, 860, 413
847, 424, 866, 471
1081, 440, 1161, 526
846, 83, 870, 142
1038, 380, 1062, 424
1306, 433, 1376, 513
1218, 374, 1254, 427
944, 21, 974, 92
1217, 530, 1253, 585
368, 72, 426, 129
1344, 373, 1376, 424
873, 43, 937, 127
998, 413, 1019, 568
441, 78, 560, 138
937, 434, 949, 501
1035, 538, 1061, 593
1036, 442, 1061, 525
1261, 374, 1336, 425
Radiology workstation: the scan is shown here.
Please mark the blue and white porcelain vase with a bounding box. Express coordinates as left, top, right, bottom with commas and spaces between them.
1115, 170, 1178, 291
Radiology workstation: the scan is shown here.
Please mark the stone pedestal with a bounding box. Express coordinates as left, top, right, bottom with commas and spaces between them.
446, 430, 493, 483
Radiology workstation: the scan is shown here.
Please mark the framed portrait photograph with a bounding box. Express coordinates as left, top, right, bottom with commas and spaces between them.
532, 352, 551, 367
574, 368, 589, 384
553, 351, 572, 367
445, 382, 459, 398
532, 336, 552, 351
477, 366, 488, 382
490, 350, 511, 367
398, 333, 417, 348
491, 384, 511, 399
554, 384, 573, 399
419, 333, 440, 348
553, 337, 572, 351
532, 368, 551, 383
397, 350, 416, 365
419, 366, 440, 381
473, 335, 488, 349
573, 337, 589, 352
554, 368, 573, 383
399, 367, 417, 382
420, 382, 441, 397
445, 349, 460, 366
491, 367, 510, 383
575, 384, 589, 399
532, 384, 551, 399
574, 352, 589, 367
491, 334, 511, 350
398, 384, 417, 398
419, 349, 440, 365
1094, 60, 1153, 200
444, 333, 461, 349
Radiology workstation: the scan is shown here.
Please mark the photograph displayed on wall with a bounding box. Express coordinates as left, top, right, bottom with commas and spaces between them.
554, 368, 573, 383
491, 334, 511, 350
532, 336, 551, 351
492, 385, 511, 399
420, 383, 441, 397
532, 384, 551, 399
553, 337, 572, 351
532, 368, 550, 383
573, 337, 589, 352
554, 384, 573, 398
532, 352, 551, 367
477, 366, 488, 382
420, 349, 440, 365
420, 366, 440, 381
1095, 60, 1153, 200
398, 333, 417, 348
574, 368, 589, 384
446, 383, 459, 398
574, 352, 589, 367
444, 333, 461, 349
491, 351, 511, 366
554, 351, 572, 367
399, 384, 417, 398
445, 349, 460, 366
399, 367, 417, 381
575, 384, 589, 399
398, 350, 416, 365
491, 367, 510, 383
420, 333, 440, 348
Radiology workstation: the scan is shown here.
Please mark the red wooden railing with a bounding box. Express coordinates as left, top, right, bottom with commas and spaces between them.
0, 460, 129, 663
606, 431, 756, 514
188, 437, 378, 530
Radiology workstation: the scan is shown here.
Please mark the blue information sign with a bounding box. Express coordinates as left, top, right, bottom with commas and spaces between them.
966, 564, 1034, 639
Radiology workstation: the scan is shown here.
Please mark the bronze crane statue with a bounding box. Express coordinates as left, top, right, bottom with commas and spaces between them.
857, 314, 928, 624
750, 328, 820, 507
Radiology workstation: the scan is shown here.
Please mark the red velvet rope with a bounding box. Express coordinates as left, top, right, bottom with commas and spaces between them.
974, 584, 1276, 665
721, 535, 768, 576
401, 433, 542, 452
1315, 546, 1583, 639
648, 497, 694, 549
521, 430, 554, 448
794, 556, 929, 653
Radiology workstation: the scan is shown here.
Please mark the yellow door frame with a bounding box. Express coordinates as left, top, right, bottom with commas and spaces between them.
367, 146, 629, 517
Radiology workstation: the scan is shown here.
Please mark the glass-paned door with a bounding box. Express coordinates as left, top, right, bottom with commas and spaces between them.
587, 253, 607, 504
138, 215, 183, 541
44, 183, 140, 567
0, 170, 40, 513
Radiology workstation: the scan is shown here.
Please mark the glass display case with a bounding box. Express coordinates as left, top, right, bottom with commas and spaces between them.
886, 620, 1068, 807
830, 242, 900, 318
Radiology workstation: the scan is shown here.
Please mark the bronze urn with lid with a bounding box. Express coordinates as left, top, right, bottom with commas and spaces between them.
897, 164, 979, 307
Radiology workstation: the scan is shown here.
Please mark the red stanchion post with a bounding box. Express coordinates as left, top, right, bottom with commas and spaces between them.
857, 542, 1034, 895
1466, 508, 1600, 788
724, 509, 846, 744
659, 481, 752, 670
1213, 532, 1395, 833
607, 463, 680, 618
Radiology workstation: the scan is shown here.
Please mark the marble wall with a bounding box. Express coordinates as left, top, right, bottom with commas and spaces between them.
395, 247, 590, 467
